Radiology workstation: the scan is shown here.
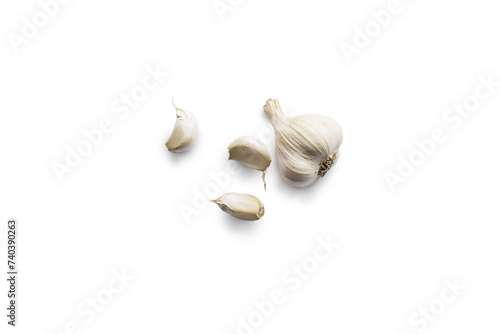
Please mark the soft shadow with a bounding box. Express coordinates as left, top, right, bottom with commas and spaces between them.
162, 138, 200, 165
236, 163, 263, 181
272, 161, 343, 205
222, 214, 260, 234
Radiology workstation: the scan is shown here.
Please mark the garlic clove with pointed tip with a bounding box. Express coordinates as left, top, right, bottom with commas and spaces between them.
211, 193, 265, 221
228, 136, 272, 190
165, 99, 198, 153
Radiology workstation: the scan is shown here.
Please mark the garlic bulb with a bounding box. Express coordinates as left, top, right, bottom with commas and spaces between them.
211, 193, 265, 221
165, 99, 198, 153
228, 136, 272, 189
263, 99, 343, 189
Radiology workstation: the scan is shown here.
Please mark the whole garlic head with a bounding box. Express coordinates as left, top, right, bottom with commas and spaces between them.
263, 99, 343, 189
165, 99, 198, 153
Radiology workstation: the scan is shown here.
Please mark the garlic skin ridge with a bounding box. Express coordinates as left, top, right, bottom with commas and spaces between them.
211, 193, 265, 221
165, 99, 198, 153
228, 136, 272, 190
263, 99, 343, 189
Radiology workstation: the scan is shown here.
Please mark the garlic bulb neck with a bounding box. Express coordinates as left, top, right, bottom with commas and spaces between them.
263, 99, 287, 130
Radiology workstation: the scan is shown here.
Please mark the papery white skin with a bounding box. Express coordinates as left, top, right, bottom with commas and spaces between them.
228, 136, 272, 190
211, 192, 265, 221
263, 99, 343, 189
165, 99, 198, 153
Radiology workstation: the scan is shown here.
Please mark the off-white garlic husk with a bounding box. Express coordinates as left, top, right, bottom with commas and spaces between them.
228, 136, 272, 190
165, 99, 198, 153
211, 193, 265, 221
263, 99, 343, 189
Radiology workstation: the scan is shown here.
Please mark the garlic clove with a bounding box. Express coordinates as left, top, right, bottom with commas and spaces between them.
165, 99, 198, 153
263, 99, 343, 189
211, 193, 265, 221
228, 136, 272, 190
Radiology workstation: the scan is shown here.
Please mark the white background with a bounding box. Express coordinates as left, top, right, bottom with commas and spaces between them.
1, 0, 500, 333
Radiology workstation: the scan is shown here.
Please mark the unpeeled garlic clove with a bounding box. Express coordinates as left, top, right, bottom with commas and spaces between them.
228, 136, 271, 189
211, 193, 265, 221
165, 99, 198, 153
263, 99, 343, 189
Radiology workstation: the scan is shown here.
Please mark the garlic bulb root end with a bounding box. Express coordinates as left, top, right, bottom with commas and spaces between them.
318, 151, 339, 177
